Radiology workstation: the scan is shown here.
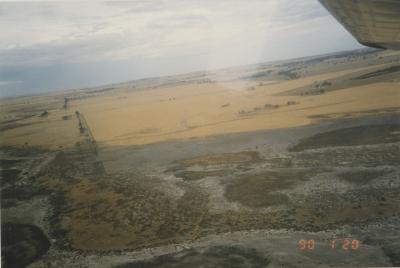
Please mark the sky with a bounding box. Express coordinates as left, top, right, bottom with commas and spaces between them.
0, 0, 362, 98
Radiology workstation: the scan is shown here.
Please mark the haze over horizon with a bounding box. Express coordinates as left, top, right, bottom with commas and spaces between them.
0, 0, 362, 98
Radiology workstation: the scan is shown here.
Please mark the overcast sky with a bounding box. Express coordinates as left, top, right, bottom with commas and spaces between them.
0, 0, 362, 97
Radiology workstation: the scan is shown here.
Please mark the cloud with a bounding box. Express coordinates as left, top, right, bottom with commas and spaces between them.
0, 0, 361, 96
0, 1, 349, 65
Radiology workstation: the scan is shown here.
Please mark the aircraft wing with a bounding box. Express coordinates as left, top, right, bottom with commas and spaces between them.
319, 0, 400, 50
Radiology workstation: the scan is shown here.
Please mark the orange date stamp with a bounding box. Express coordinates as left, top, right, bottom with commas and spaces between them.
298, 239, 360, 250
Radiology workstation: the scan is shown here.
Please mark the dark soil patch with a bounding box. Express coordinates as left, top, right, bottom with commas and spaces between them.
41, 150, 104, 179
1, 223, 50, 268
1, 184, 50, 204
1, 199, 17, 208
1, 169, 21, 185
337, 169, 390, 184
175, 151, 262, 167
40, 152, 81, 179
225, 169, 311, 208
175, 170, 229, 181
114, 246, 270, 268
290, 124, 400, 152
296, 188, 400, 230
0, 159, 23, 169
293, 144, 400, 168
382, 244, 400, 266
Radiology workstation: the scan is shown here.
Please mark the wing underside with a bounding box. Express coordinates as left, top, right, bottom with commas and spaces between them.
319, 0, 400, 50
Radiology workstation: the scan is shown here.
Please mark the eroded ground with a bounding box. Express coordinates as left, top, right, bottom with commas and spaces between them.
1, 49, 400, 267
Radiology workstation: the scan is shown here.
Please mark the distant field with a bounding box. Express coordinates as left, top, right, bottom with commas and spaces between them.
1, 49, 399, 149
77, 63, 400, 146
